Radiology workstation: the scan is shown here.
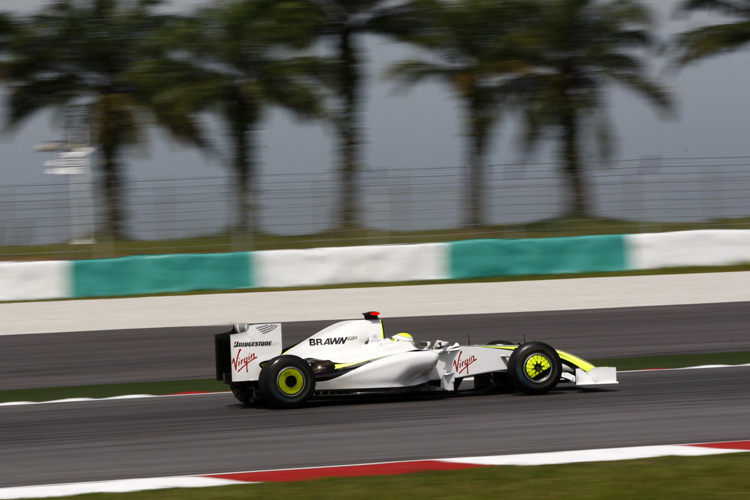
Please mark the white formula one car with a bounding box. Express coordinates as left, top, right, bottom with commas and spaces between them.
215, 312, 617, 408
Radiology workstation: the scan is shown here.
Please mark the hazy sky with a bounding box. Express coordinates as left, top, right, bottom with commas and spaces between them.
1, 0, 749, 188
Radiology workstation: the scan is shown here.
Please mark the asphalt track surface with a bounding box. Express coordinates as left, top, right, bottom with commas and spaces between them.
2, 302, 750, 390
1, 302, 750, 488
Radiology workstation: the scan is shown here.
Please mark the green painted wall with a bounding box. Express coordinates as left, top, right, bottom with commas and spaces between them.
73, 252, 253, 298
67, 235, 629, 299
449, 235, 628, 280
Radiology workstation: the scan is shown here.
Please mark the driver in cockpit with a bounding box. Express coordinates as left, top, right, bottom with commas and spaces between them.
390, 332, 414, 343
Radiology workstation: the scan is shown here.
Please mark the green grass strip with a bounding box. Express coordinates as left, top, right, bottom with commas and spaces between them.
591, 351, 750, 371
0, 379, 228, 403
34, 454, 750, 500
2, 351, 749, 404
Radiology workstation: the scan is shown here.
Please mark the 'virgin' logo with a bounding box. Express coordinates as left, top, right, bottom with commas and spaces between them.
232, 349, 257, 373
453, 351, 477, 375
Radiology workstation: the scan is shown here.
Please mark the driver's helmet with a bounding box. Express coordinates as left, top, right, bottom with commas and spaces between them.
391, 332, 414, 343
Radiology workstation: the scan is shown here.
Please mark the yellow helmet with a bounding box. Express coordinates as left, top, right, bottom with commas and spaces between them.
391, 332, 414, 343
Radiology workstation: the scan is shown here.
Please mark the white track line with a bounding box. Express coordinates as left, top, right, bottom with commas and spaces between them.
1, 440, 747, 499
2, 363, 748, 408
440, 444, 746, 466
622, 363, 750, 373
0, 391, 229, 408
0, 477, 242, 499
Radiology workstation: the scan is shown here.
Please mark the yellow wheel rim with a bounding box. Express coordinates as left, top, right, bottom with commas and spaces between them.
525, 354, 551, 380
278, 368, 304, 396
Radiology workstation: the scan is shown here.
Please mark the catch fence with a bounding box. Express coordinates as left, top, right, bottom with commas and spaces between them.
2, 156, 750, 259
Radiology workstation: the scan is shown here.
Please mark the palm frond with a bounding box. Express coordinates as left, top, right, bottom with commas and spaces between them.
3, 75, 81, 132
675, 0, 750, 18
672, 21, 750, 65
386, 60, 458, 89
609, 71, 674, 115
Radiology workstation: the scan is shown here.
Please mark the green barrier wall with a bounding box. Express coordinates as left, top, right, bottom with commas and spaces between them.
73, 252, 253, 298
66, 236, 627, 299
450, 235, 628, 280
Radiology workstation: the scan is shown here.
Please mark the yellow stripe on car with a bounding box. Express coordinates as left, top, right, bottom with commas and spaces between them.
334, 357, 385, 370
334, 344, 595, 373
557, 350, 595, 372
485, 345, 595, 372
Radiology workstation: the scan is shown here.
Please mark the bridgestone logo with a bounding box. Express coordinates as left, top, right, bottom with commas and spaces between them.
233, 341, 272, 347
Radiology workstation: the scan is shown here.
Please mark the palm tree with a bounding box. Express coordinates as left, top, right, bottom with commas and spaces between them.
134, 0, 323, 234
510, 0, 672, 217
388, 0, 539, 226
0, 12, 14, 48
1, 0, 203, 239
0, 12, 17, 87
672, 0, 750, 66
311, 0, 418, 228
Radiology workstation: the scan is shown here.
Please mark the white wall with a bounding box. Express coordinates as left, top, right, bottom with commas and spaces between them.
628, 230, 750, 269
255, 243, 449, 288
0, 261, 70, 302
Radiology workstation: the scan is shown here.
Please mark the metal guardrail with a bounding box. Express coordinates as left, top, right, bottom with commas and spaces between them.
2, 156, 750, 258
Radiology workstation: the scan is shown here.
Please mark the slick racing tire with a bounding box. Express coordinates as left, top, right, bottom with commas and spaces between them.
508, 342, 561, 395
259, 355, 315, 409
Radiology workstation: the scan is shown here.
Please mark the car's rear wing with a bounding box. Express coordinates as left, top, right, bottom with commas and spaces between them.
215, 323, 282, 383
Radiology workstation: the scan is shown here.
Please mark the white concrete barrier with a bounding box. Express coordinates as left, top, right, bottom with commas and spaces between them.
255, 243, 449, 288
628, 230, 750, 270
0, 261, 71, 302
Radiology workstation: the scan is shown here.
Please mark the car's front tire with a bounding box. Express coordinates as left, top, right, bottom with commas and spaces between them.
258, 355, 315, 408
508, 342, 561, 395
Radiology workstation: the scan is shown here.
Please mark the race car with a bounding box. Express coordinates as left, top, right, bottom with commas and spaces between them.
215, 311, 617, 408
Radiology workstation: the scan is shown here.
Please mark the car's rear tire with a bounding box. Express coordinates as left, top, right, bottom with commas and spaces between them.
508, 342, 561, 395
259, 355, 315, 408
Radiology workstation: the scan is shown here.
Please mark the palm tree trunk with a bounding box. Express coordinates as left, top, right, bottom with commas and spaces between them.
232, 126, 256, 234
561, 111, 588, 217
227, 93, 257, 235
337, 28, 361, 229
96, 96, 126, 240
101, 146, 125, 239
464, 93, 487, 227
